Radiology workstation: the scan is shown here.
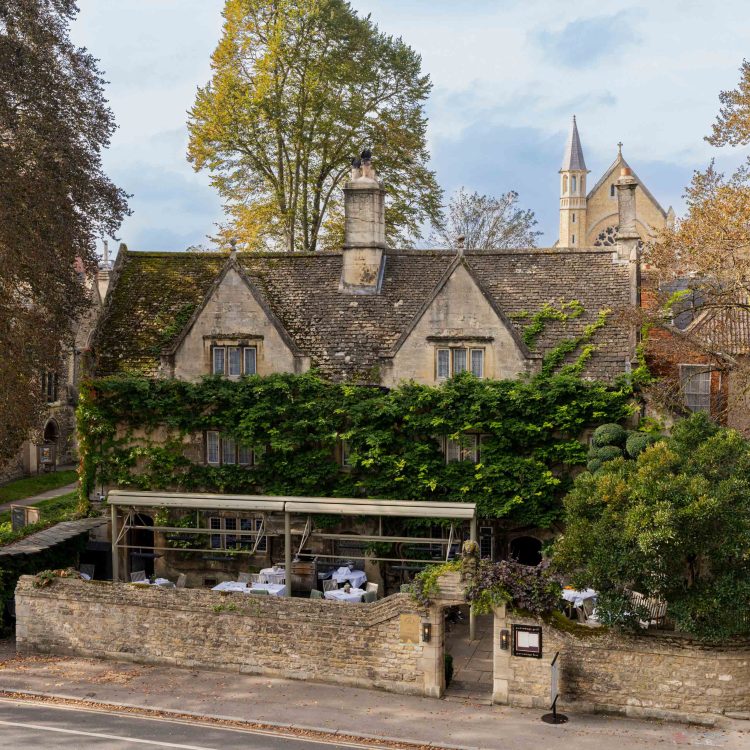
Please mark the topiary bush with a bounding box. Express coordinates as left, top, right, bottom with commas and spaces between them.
588, 445, 623, 462
586, 457, 603, 473
625, 431, 658, 458
591, 423, 627, 448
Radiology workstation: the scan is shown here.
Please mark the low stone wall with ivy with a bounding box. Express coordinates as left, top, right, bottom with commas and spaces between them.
494, 610, 750, 722
15, 576, 443, 697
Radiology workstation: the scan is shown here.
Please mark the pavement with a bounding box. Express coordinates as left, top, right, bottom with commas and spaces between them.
0, 640, 748, 749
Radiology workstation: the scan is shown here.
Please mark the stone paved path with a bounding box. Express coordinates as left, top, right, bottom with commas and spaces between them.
445, 607, 493, 703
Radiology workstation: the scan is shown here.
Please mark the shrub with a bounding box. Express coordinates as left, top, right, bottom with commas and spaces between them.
586, 458, 603, 473
591, 423, 627, 448
625, 431, 658, 458
588, 445, 623, 463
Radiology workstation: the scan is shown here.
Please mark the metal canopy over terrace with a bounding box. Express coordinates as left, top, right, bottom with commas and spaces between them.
107, 489, 477, 597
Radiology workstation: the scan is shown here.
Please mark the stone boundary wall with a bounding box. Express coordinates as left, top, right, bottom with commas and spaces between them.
493, 608, 750, 722
15, 577, 442, 697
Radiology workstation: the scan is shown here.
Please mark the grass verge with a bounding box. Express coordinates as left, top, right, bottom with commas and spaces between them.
0, 470, 77, 504
0, 492, 81, 547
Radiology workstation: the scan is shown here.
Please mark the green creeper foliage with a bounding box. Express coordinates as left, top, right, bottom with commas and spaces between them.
77, 371, 633, 529
591, 423, 627, 448
554, 413, 750, 639
588, 445, 623, 463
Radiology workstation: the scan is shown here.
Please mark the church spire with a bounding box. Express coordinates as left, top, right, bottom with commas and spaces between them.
559, 116, 590, 247
561, 115, 587, 172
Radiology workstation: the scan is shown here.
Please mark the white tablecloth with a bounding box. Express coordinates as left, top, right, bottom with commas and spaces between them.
324, 588, 365, 603
260, 567, 286, 584
562, 588, 597, 608
212, 581, 287, 597
330, 567, 367, 588
250, 582, 286, 597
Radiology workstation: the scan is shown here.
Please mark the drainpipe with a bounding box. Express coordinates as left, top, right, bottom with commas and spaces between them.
469, 517, 477, 642
284, 511, 292, 596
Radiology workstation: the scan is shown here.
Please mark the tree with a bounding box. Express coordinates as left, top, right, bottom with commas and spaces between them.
430, 187, 541, 249
0, 0, 129, 462
187, 0, 442, 253
644, 60, 750, 415
553, 414, 750, 639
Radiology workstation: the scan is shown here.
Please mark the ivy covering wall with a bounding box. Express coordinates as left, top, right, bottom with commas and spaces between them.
78, 370, 633, 528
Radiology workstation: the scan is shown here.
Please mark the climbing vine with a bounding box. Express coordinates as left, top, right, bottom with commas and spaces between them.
77, 367, 635, 529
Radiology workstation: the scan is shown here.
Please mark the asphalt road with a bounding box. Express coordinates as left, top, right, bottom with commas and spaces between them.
0, 699, 383, 749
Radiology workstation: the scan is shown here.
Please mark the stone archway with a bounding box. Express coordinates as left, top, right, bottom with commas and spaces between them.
509, 536, 542, 566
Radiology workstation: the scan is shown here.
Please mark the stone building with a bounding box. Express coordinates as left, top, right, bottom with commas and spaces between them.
87, 153, 643, 567
0, 252, 113, 483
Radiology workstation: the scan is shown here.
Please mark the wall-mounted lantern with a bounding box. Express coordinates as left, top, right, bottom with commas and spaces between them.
500, 629, 510, 650
421, 622, 432, 642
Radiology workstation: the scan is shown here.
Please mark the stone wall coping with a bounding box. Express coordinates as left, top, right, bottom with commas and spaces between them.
15, 576, 424, 628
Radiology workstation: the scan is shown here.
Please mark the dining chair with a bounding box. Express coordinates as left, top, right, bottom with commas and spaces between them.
365, 582, 379, 595
323, 580, 338, 592
362, 591, 377, 603
130, 570, 147, 583
176, 573, 187, 589
80, 564, 95, 580
250, 573, 262, 584
238, 572, 252, 584
310, 589, 324, 599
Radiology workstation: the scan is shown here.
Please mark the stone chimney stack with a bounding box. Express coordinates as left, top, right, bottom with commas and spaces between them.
615, 167, 639, 262
340, 149, 385, 294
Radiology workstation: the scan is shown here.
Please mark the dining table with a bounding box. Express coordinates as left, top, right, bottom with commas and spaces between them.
330, 567, 367, 589
212, 580, 287, 596
324, 587, 366, 603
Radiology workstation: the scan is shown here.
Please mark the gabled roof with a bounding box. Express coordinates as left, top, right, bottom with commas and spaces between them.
91, 247, 633, 383
587, 152, 667, 218
561, 116, 588, 172
684, 307, 750, 356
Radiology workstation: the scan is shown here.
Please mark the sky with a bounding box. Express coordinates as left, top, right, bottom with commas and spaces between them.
71, 0, 750, 255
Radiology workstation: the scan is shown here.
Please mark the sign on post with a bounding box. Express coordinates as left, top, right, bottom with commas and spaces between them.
541, 652, 568, 724
10, 505, 41, 532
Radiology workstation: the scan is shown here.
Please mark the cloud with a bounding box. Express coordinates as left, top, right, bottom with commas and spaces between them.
533, 11, 641, 68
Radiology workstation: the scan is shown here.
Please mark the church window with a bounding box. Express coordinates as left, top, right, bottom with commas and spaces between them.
41, 372, 58, 403
610, 184, 615, 197
572, 213, 576, 224
571, 175, 577, 193
680, 365, 712, 413
571, 234, 576, 245
581, 176, 585, 193
562, 175, 568, 193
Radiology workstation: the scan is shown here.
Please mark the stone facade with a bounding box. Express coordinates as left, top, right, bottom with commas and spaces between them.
493, 609, 750, 723
15, 577, 444, 697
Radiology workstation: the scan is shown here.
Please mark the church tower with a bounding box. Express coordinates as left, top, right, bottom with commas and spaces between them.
559, 116, 590, 247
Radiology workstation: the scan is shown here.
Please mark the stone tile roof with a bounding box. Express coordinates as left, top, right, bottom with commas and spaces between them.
91, 247, 632, 383
0, 517, 107, 557
686, 307, 750, 356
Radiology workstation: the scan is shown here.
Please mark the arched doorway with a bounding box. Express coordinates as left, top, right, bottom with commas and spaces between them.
129, 513, 155, 578
509, 536, 542, 566
40, 419, 60, 470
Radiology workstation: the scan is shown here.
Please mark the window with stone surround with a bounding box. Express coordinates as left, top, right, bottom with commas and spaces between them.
680, 365, 712, 413
441, 434, 485, 464
436, 347, 484, 380
205, 431, 254, 466
41, 372, 58, 403
208, 515, 266, 551
211, 345, 257, 377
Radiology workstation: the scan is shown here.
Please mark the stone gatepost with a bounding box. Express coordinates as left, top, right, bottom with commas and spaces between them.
492, 604, 510, 704
418, 605, 445, 698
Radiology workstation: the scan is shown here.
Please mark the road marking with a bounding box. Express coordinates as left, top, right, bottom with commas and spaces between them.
0, 719, 224, 749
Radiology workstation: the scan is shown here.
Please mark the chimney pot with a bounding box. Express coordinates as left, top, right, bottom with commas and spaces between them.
620, 166, 632, 177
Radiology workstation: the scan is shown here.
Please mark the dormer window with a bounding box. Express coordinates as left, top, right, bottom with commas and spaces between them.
212, 345, 257, 377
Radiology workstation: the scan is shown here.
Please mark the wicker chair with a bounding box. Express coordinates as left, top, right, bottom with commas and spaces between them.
130, 570, 147, 583
362, 590, 377, 603
309, 589, 324, 599
238, 572, 252, 584
176, 573, 187, 589
365, 582, 379, 596
323, 580, 339, 592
